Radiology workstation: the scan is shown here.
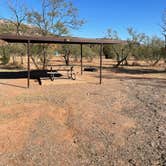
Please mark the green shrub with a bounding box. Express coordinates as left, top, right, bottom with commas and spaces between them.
103, 45, 115, 59
0, 46, 10, 64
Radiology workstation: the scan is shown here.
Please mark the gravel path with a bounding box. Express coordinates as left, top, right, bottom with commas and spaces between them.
0, 75, 165, 166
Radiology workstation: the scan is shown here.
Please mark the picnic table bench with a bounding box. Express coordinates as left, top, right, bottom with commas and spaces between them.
47, 66, 76, 81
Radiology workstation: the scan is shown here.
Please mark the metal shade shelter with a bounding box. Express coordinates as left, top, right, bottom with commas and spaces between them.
0, 34, 126, 88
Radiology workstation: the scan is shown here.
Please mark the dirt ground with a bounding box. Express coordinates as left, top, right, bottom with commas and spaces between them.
0, 59, 166, 166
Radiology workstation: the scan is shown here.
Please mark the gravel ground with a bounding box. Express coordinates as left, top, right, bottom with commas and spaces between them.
0, 71, 165, 166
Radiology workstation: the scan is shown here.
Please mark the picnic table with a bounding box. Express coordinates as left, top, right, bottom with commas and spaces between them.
47, 66, 76, 81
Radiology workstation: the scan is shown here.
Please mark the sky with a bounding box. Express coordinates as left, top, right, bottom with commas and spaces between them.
0, 0, 165, 39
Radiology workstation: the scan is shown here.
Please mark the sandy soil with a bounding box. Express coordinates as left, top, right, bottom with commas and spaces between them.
0, 62, 166, 165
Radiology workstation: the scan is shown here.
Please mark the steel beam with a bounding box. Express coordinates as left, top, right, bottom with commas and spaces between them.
80, 44, 83, 75
99, 44, 103, 84
27, 40, 30, 88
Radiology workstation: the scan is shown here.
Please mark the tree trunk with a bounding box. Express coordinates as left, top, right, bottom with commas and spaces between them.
63, 50, 70, 66
115, 55, 128, 68
74, 56, 78, 62
124, 58, 128, 66
113, 47, 128, 67
63, 55, 70, 66
42, 45, 47, 70
66, 54, 70, 66
152, 57, 161, 66
20, 54, 23, 64
12, 55, 16, 64
30, 56, 40, 70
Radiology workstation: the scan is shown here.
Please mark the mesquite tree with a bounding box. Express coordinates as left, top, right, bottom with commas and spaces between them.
5, 0, 28, 64
104, 28, 147, 67
27, 0, 84, 68
162, 10, 166, 63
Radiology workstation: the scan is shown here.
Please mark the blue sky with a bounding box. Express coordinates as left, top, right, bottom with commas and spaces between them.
0, 0, 165, 39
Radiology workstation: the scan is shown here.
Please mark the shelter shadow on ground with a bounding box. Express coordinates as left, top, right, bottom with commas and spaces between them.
110, 67, 166, 74
0, 70, 62, 86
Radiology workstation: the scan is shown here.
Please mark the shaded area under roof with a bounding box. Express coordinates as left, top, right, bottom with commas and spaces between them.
0, 34, 126, 44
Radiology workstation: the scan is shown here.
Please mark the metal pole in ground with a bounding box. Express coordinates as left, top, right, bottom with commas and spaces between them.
27, 40, 30, 88
80, 44, 83, 75
164, 34, 166, 50
99, 43, 103, 84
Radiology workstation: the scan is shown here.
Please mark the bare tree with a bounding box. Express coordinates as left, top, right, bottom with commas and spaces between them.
7, 0, 27, 36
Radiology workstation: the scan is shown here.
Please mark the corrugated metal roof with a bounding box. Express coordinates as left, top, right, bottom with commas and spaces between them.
0, 34, 126, 44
